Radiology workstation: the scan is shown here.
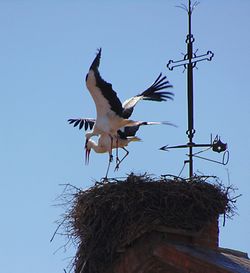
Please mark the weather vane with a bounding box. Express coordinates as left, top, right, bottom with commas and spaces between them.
160, 0, 229, 178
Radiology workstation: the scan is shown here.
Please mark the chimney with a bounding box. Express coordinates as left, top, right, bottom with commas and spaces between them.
66, 173, 233, 273
193, 217, 219, 249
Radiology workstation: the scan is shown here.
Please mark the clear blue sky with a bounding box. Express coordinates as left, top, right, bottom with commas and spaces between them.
0, 1, 249, 272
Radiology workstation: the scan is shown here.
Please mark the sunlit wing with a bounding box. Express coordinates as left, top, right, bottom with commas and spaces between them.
85, 48, 124, 118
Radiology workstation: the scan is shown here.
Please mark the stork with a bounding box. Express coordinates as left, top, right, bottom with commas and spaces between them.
69, 119, 175, 177
85, 133, 140, 178
83, 48, 174, 161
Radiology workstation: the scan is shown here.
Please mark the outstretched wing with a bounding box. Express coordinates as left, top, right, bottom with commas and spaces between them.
117, 125, 141, 139
122, 73, 174, 119
86, 48, 124, 118
117, 121, 176, 139
68, 118, 96, 131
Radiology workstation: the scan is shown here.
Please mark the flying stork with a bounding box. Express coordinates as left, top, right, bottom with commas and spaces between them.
83, 48, 174, 161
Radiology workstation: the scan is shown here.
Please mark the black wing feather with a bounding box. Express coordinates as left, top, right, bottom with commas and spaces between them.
89, 122, 94, 130
84, 120, 88, 131
122, 73, 174, 119
139, 73, 174, 101
68, 119, 75, 124
74, 119, 81, 127
87, 48, 124, 117
67, 118, 96, 131
79, 120, 84, 130
90, 48, 102, 71
117, 125, 140, 139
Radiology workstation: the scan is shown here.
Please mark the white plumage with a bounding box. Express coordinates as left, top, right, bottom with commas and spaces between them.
70, 120, 175, 176
84, 48, 174, 156
69, 48, 175, 177
85, 133, 141, 177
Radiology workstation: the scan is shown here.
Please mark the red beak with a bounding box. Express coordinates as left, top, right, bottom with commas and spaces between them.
85, 148, 91, 165
85, 138, 88, 148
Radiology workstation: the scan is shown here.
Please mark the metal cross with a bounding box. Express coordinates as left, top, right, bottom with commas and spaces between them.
160, 0, 228, 178
167, 50, 214, 70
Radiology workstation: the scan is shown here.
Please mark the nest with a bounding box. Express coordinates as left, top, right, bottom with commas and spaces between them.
62, 173, 237, 273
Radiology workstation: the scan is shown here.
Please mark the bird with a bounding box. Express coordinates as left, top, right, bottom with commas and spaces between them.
84, 48, 174, 157
85, 133, 141, 178
71, 120, 175, 178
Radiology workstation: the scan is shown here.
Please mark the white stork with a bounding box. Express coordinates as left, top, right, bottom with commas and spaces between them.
69, 119, 175, 177
82, 48, 174, 161
85, 133, 140, 178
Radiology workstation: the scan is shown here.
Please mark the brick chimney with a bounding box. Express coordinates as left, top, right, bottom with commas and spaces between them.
106, 217, 219, 273
107, 218, 250, 273
154, 217, 219, 250
69, 174, 242, 273
193, 217, 219, 249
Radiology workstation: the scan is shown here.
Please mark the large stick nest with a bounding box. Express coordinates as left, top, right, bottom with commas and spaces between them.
62, 173, 237, 273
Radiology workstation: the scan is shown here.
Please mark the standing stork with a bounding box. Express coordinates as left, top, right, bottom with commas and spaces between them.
83, 48, 174, 162
85, 133, 140, 178
69, 119, 175, 177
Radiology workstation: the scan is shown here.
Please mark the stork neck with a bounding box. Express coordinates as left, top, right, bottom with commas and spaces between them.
88, 139, 107, 153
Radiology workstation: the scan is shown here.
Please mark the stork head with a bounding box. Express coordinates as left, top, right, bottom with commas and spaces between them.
85, 138, 91, 165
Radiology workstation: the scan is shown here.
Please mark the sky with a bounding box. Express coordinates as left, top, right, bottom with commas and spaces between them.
0, 1, 249, 272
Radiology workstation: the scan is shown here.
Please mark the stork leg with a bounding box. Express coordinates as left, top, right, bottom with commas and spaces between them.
104, 152, 113, 179
104, 138, 113, 179
114, 147, 129, 171
115, 136, 120, 165
109, 134, 114, 158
